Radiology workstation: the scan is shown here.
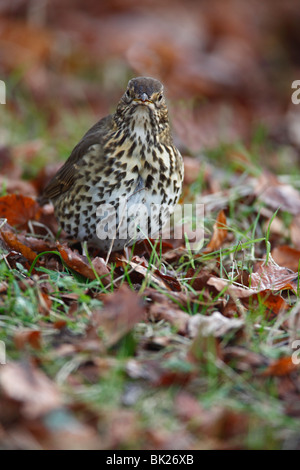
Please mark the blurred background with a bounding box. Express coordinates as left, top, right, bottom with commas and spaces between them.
1, 0, 300, 177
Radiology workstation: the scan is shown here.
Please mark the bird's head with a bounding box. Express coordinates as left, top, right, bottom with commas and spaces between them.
116, 77, 169, 130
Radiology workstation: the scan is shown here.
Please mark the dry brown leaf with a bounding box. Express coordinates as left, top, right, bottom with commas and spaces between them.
53, 320, 67, 330
57, 244, 110, 284
91, 257, 111, 283
0, 361, 62, 419
118, 255, 180, 291
203, 210, 228, 253
254, 291, 289, 316
223, 347, 266, 371
187, 267, 213, 291
251, 258, 298, 293
187, 311, 244, 339
98, 408, 141, 450
154, 369, 195, 387
19, 236, 57, 254
93, 285, 145, 348
148, 302, 189, 335
14, 330, 42, 350
132, 239, 174, 256
1, 228, 38, 262
262, 357, 299, 377
38, 291, 52, 315
175, 391, 205, 423
188, 312, 243, 364
208, 275, 290, 316
290, 215, 300, 249
256, 173, 300, 215
175, 391, 249, 441
0, 194, 41, 229
207, 276, 257, 297
272, 245, 300, 272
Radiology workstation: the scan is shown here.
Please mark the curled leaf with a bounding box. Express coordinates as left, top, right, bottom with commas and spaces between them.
204, 210, 228, 253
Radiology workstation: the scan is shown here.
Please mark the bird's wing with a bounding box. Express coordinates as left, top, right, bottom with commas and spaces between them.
41, 115, 113, 202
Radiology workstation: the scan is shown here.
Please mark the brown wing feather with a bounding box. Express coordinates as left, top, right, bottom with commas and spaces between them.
41, 114, 114, 203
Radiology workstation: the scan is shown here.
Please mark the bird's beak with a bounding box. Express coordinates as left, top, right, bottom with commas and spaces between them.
140, 92, 149, 102
134, 93, 153, 104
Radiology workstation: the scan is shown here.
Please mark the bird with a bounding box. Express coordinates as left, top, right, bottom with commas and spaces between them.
41, 77, 183, 252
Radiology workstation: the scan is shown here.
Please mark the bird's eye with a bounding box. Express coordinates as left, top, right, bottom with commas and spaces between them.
157, 93, 163, 102
125, 89, 131, 99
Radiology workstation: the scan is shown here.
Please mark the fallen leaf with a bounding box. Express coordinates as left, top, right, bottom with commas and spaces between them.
208, 277, 289, 315
132, 239, 174, 256
175, 391, 205, 422
53, 320, 67, 330
187, 311, 244, 339
253, 290, 289, 316
256, 173, 300, 215
203, 210, 228, 253
262, 357, 299, 377
188, 311, 244, 364
38, 291, 52, 315
98, 408, 141, 450
57, 244, 110, 284
155, 369, 195, 387
208, 276, 257, 298
251, 258, 298, 292
0, 194, 41, 229
290, 215, 300, 249
271, 245, 300, 272
14, 330, 42, 350
93, 285, 145, 348
91, 257, 112, 283
0, 361, 62, 419
187, 267, 213, 291
175, 392, 249, 441
223, 347, 266, 371
1, 227, 38, 262
118, 255, 180, 291
18, 236, 57, 253
147, 302, 189, 335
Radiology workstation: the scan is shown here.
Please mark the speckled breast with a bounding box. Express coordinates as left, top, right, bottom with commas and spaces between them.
54, 110, 183, 251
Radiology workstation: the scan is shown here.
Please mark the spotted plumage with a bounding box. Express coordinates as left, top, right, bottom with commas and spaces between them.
41, 77, 183, 251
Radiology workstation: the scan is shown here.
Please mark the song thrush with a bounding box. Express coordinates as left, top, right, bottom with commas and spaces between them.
41, 77, 183, 251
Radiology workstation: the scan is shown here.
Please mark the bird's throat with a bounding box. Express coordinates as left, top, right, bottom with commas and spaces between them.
130, 107, 155, 145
